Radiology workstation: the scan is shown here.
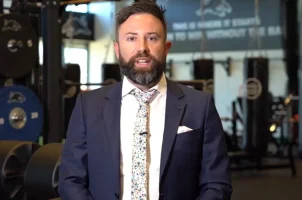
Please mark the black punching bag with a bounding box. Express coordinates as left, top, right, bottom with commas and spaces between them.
193, 59, 214, 94
102, 64, 121, 82
242, 57, 269, 157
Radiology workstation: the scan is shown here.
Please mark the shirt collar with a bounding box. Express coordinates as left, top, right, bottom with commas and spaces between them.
122, 73, 167, 97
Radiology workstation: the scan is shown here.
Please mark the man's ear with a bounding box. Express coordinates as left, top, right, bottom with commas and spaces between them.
114, 42, 120, 59
165, 41, 172, 56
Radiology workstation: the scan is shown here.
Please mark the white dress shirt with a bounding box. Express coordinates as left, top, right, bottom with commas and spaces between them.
120, 73, 167, 200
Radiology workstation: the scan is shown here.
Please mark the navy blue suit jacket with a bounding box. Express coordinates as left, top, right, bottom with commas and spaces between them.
58, 79, 232, 200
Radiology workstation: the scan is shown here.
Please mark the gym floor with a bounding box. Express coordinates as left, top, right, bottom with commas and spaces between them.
231, 160, 302, 200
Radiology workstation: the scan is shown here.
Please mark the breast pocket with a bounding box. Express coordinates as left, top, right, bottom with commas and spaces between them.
173, 128, 203, 166
174, 128, 202, 151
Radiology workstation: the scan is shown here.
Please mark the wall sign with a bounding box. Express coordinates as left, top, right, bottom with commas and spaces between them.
157, 0, 282, 53
61, 11, 94, 41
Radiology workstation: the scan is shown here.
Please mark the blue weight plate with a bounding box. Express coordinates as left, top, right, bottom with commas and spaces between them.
0, 85, 43, 141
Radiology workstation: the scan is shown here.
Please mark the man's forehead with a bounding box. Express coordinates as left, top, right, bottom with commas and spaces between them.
125, 13, 158, 21
118, 14, 164, 34
120, 14, 162, 27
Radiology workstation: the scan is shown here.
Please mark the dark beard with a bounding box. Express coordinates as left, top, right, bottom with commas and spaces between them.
118, 51, 166, 86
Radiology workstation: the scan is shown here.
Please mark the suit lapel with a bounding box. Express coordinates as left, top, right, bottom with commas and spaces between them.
160, 80, 186, 180
103, 83, 122, 189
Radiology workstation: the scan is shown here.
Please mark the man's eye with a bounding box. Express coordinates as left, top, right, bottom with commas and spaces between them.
149, 36, 158, 41
127, 37, 135, 41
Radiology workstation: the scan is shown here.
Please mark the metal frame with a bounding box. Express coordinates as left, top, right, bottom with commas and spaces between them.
41, 0, 63, 143
298, 0, 302, 158
0, 0, 3, 14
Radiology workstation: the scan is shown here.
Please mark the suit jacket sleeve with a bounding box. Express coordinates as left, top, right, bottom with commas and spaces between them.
58, 93, 93, 200
197, 94, 233, 200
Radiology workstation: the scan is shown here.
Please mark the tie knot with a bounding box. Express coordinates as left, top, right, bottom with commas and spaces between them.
130, 88, 157, 104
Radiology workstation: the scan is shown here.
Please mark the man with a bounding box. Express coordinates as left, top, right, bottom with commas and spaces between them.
58, 1, 232, 200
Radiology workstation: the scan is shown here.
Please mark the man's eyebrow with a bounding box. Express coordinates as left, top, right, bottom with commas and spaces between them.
146, 32, 160, 35
124, 32, 160, 36
147, 32, 159, 35
125, 32, 138, 35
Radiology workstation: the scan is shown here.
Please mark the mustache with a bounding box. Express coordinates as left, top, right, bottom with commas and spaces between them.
130, 52, 156, 62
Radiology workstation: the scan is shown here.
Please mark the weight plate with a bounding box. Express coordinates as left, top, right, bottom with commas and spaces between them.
0, 14, 39, 78
0, 141, 40, 200
0, 85, 43, 141
24, 143, 62, 199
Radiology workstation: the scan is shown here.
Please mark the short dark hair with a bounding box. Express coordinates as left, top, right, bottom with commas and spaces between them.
115, 1, 167, 41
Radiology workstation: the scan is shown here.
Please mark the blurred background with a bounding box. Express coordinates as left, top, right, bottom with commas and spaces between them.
1, 0, 302, 199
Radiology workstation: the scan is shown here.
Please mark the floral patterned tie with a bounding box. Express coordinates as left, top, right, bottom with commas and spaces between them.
130, 88, 157, 200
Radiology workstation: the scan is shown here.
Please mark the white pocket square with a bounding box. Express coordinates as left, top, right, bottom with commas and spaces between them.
177, 126, 193, 134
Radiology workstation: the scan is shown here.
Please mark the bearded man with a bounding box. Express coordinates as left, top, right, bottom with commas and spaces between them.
58, 1, 232, 200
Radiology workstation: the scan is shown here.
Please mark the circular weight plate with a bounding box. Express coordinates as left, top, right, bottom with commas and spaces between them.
0, 14, 39, 78
0, 85, 43, 141
24, 143, 62, 199
0, 141, 40, 200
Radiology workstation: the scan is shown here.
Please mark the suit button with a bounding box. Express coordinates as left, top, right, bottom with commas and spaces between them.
159, 193, 166, 200
114, 193, 119, 199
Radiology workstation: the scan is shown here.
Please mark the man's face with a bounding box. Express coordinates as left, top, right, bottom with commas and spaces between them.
114, 13, 171, 86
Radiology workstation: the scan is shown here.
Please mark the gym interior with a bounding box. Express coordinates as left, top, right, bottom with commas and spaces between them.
1, 0, 302, 199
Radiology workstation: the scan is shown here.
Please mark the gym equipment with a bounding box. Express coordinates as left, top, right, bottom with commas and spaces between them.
0, 141, 40, 200
63, 63, 81, 135
24, 143, 62, 200
221, 101, 242, 152
242, 57, 270, 157
228, 93, 296, 176
0, 85, 44, 141
37, 64, 81, 99
62, 63, 81, 98
0, 14, 39, 78
102, 63, 122, 82
64, 64, 80, 83
268, 95, 299, 152
63, 64, 81, 134
193, 59, 214, 93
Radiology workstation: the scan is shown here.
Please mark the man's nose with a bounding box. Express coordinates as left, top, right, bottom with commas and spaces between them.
137, 39, 149, 53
